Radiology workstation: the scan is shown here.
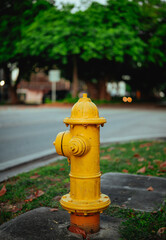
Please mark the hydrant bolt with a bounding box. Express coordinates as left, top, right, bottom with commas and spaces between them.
53, 93, 111, 234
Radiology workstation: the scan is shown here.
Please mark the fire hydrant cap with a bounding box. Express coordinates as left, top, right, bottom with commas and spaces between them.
64, 93, 106, 125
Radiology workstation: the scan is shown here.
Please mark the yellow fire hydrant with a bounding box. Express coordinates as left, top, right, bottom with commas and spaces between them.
53, 93, 110, 234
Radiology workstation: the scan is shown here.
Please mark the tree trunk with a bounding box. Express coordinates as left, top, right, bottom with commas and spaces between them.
98, 76, 111, 101
86, 82, 98, 99
8, 85, 18, 104
72, 55, 78, 98
3, 64, 19, 104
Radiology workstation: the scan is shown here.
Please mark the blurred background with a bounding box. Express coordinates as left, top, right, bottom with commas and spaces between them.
0, 0, 166, 177
0, 0, 166, 105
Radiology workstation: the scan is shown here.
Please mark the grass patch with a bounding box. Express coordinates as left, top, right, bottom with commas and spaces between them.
0, 140, 166, 239
100, 139, 166, 177
104, 204, 166, 240
120, 204, 166, 240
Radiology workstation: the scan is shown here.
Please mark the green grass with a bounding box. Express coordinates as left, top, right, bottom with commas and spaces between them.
119, 204, 166, 240
100, 139, 166, 177
0, 140, 166, 239
103, 204, 166, 240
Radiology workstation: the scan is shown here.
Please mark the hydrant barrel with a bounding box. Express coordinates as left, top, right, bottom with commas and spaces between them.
53, 93, 110, 234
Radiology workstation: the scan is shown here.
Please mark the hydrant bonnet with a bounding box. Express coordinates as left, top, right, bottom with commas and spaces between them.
64, 93, 106, 126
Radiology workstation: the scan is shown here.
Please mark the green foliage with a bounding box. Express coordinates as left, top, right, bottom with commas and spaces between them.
0, 0, 54, 65
17, 0, 148, 64
1, 0, 166, 96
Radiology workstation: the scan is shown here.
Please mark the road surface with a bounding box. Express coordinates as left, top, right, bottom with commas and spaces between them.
0, 106, 166, 170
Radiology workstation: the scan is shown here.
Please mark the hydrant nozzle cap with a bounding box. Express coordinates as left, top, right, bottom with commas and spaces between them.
83, 93, 87, 98
64, 93, 106, 125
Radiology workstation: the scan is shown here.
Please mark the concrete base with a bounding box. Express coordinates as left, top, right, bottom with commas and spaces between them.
101, 173, 166, 212
0, 207, 121, 240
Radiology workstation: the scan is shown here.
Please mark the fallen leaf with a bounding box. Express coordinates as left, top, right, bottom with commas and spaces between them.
153, 159, 161, 166
138, 163, 143, 166
147, 186, 154, 191
119, 148, 126, 152
138, 157, 145, 162
107, 147, 115, 152
54, 178, 62, 182
146, 147, 150, 151
126, 160, 132, 165
50, 208, 58, 212
133, 153, 141, 158
100, 149, 105, 153
35, 190, 44, 198
157, 173, 165, 176
64, 182, 70, 189
30, 173, 40, 179
2, 202, 23, 212
11, 205, 22, 213
160, 161, 166, 168
148, 166, 154, 170
152, 211, 157, 214
121, 204, 126, 207
137, 166, 146, 173
60, 168, 65, 171
68, 225, 86, 239
53, 196, 62, 201
148, 162, 154, 170
140, 143, 152, 148
159, 161, 166, 172
25, 198, 33, 202
0, 185, 6, 197
132, 147, 135, 151
122, 169, 128, 173
25, 190, 44, 202
157, 227, 166, 237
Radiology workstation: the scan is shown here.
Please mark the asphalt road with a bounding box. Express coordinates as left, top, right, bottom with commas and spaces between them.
0, 106, 166, 168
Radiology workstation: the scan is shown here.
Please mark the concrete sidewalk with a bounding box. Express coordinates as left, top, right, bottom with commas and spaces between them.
0, 173, 165, 240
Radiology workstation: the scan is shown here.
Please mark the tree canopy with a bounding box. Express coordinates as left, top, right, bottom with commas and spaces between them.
0, 0, 166, 102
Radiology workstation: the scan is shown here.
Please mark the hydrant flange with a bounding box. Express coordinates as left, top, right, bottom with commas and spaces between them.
60, 193, 110, 213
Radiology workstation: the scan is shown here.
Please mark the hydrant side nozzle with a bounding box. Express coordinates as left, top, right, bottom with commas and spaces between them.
54, 130, 90, 158
69, 136, 90, 157
53, 131, 72, 157
53, 131, 64, 156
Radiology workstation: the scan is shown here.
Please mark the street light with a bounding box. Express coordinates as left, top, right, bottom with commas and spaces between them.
0, 80, 5, 102
0, 80, 5, 87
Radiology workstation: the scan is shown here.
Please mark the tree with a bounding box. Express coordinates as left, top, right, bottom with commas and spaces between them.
2, 0, 165, 102
77, 0, 146, 99
129, 0, 166, 97
80, 0, 166, 98
0, 0, 54, 103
